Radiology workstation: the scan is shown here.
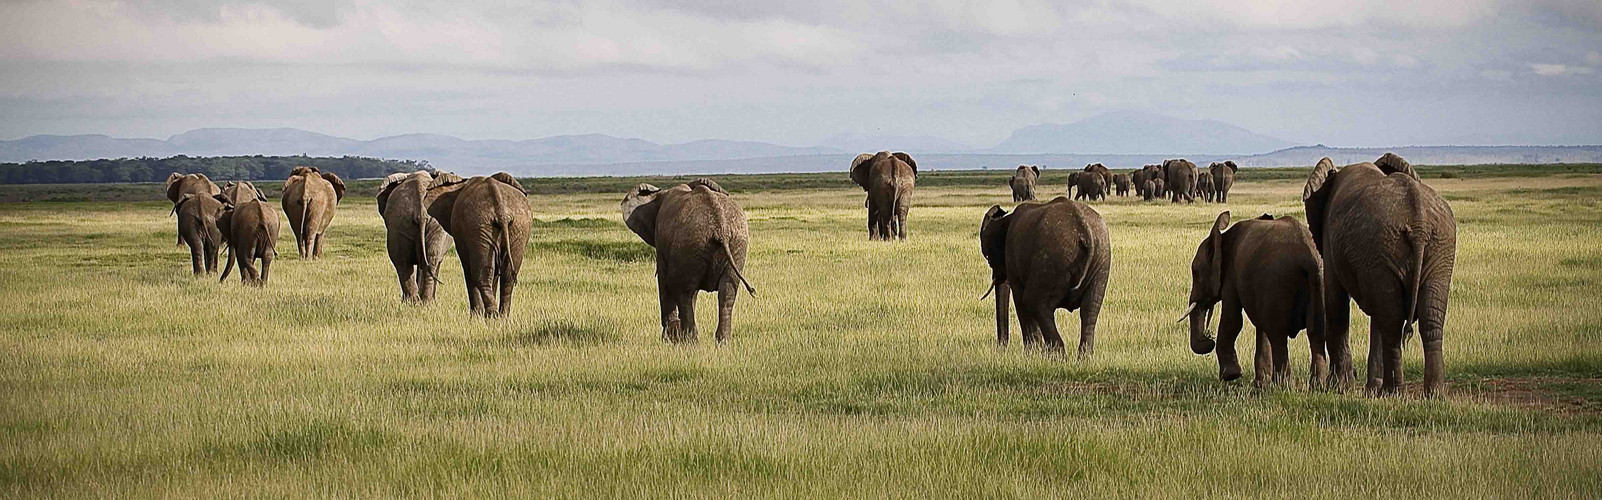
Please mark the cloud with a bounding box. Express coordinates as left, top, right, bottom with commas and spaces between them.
1531, 63, 1595, 76
1589, 52, 1602, 65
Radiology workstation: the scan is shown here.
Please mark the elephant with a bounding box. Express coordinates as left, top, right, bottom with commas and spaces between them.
980, 197, 1111, 357
1075, 172, 1106, 201
850, 152, 917, 240
1142, 180, 1156, 201
1083, 163, 1113, 193
1164, 158, 1199, 203
1132, 169, 1148, 194
1009, 165, 1040, 202
1181, 211, 1326, 388
217, 198, 281, 286
377, 171, 454, 303
1152, 178, 1166, 199
1303, 153, 1457, 396
1066, 171, 1081, 199
426, 172, 534, 317
220, 181, 268, 205
1197, 171, 1215, 202
1210, 161, 1238, 203
166, 173, 220, 206
281, 166, 345, 259
1142, 164, 1165, 197
622, 178, 757, 344
170, 192, 227, 275
1113, 174, 1132, 197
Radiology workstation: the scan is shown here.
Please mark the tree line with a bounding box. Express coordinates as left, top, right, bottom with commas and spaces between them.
0, 155, 428, 184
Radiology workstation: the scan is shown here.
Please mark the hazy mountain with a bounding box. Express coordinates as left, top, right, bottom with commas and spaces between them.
991, 111, 1297, 155
1228, 144, 1602, 168
819, 133, 974, 154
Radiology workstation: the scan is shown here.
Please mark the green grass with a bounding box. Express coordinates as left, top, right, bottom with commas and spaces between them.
1, 172, 1599, 497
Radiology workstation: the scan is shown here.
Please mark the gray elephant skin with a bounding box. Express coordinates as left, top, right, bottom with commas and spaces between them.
1142, 164, 1165, 197
282, 166, 345, 259
1142, 180, 1156, 201
1083, 163, 1113, 193
851, 152, 917, 240
1197, 171, 1215, 202
1304, 154, 1457, 396
1210, 161, 1238, 203
622, 178, 756, 344
427, 173, 534, 317
1009, 165, 1040, 202
980, 197, 1111, 357
1065, 171, 1080, 199
218, 198, 281, 286
1113, 173, 1131, 197
171, 192, 228, 275
378, 171, 454, 303
1074, 172, 1106, 201
1183, 212, 1326, 388
166, 173, 220, 206
1164, 159, 1199, 203
220, 181, 268, 205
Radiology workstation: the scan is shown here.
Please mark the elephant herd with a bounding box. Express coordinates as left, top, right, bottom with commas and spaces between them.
1008, 159, 1238, 204
164, 151, 1456, 397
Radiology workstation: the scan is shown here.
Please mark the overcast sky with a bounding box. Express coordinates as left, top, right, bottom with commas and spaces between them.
2, 0, 1600, 147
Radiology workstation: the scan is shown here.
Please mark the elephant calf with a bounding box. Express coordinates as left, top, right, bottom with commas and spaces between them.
1141, 180, 1156, 201
1182, 212, 1326, 388
171, 193, 228, 275
1197, 172, 1215, 202
980, 197, 1111, 357
378, 171, 454, 303
1009, 165, 1039, 202
427, 173, 533, 317
623, 178, 756, 345
218, 198, 281, 286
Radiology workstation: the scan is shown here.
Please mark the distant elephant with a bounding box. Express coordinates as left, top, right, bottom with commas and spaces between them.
166, 173, 220, 206
1009, 165, 1040, 202
1164, 158, 1199, 203
220, 181, 268, 205
1132, 169, 1148, 193
170, 193, 227, 275
850, 152, 917, 240
1197, 171, 1215, 202
1075, 172, 1106, 201
1182, 212, 1326, 388
1113, 174, 1131, 197
622, 178, 757, 344
1210, 161, 1238, 203
1142, 164, 1165, 197
980, 197, 1111, 357
1142, 180, 1156, 201
217, 198, 281, 286
426, 172, 534, 317
1152, 178, 1166, 198
378, 171, 454, 303
281, 166, 345, 259
1304, 153, 1457, 396
1083, 163, 1113, 193
1066, 172, 1081, 198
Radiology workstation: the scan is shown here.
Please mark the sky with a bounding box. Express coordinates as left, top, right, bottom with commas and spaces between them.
1, 0, 1600, 148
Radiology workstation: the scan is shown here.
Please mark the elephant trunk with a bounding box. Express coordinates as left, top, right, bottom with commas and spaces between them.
994, 280, 1010, 347
1183, 301, 1216, 354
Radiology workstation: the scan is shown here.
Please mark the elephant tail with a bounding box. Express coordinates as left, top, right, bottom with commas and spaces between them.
1402, 226, 1428, 342
717, 237, 756, 296
218, 244, 235, 283
299, 196, 313, 245
493, 219, 512, 282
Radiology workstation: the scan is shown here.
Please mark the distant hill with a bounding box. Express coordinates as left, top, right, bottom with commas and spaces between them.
991, 111, 1296, 155
1228, 144, 1602, 168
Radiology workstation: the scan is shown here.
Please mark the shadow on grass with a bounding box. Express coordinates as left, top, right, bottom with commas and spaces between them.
496, 319, 618, 347
531, 240, 653, 263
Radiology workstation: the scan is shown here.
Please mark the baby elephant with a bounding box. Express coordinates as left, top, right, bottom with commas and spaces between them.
218, 197, 282, 286
1181, 212, 1325, 388
980, 197, 1111, 357
622, 178, 755, 345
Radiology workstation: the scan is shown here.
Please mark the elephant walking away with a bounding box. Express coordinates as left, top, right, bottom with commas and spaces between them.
378, 171, 455, 303
623, 178, 756, 344
171, 193, 228, 275
851, 152, 917, 240
1010, 165, 1040, 202
166, 173, 220, 207
1142, 164, 1165, 197
1152, 178, 1166, 199
1197, 172, 1215, 202
1164, 159, 1199, 203
1066, 172, 1080, 199
1075, 172, 1106, 201
980, 197, 1112, 357
1182, 212, 1326, 388
1113, 174, 1131, 197
282, 166, 346, 259
1210, 161, 1238, 203
220, 181, 268, 205
1083, 163, 1113, 194
218, 198, 281, 286
1304, 154, 1457, 396
427, 173, 533, 317
1142, 180, 1156, 201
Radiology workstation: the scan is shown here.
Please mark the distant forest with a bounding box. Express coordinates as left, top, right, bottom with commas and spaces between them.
0, 155, 427, 184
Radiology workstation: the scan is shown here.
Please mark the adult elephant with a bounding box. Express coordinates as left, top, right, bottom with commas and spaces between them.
622, 178, 756, 344
166, 173, 220, 206
980, 197, 1111, 357
1132, 169, 1148, 194
1009, 165, 1040, 202
1142, 164, 1165, 197
1075, 171, 1106, 201
170, 193, 228, 275
1066, 172, 1081, 199
1083, 163, 1113, 192
281, 166, 345, 259
1304, 153, 1457, 396
378, 171, 454, 303
217, 198, 281, 286
1197, 171, 1215, 202
1181, 212, 1325, 388
427, 172, 534, 317
1113, 174, 1131, 197
1164, 158, 1199, 203
1142, 180, 1157, 201
1210, 161, 1238, 203
220, 181, 268, 205
850, 152, 917, 240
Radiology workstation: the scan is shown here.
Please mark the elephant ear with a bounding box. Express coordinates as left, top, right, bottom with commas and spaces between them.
1374, 153, 1417, 179
849, 153, 875, 190
1224, 160, 1239, 172
246, 181, 267, 202
216, 205, 235, 244
170, 193, 195, 216
320, 172, 346, 201
1303, 158, 1338, 251
1210, 211, 1231, 296
166, 173, 186, 203
376, 173, 409, 215
1030, 165, 1040, 177
979, 205, 1010, 276
426, 185, 464, 235
891, 152, 917, 177
686, 178, 728, 195
490, 172, 528, 195
621, 184, 663, 247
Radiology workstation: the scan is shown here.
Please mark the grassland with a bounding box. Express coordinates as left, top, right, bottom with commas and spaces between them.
2, 169, 1600, 497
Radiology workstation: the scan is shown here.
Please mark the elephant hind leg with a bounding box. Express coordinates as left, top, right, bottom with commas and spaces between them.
1417, 278, 1451, 397
1323, 279, 1355, 391
497, 264, 518, 318
259, 250, 273, 285
895, 196, 910, 240
659, 288, 680, 342
715, 279, 738, 346
675, 292, 698, 344
185, 235, 206, 275
1032, 308, 1065, 354
1370, 316, 1406, 396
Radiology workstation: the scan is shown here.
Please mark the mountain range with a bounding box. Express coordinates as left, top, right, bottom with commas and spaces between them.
4, 112, 1597, 176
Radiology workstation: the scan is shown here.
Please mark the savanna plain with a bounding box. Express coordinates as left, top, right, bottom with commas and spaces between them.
2, 167, 1600, 497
